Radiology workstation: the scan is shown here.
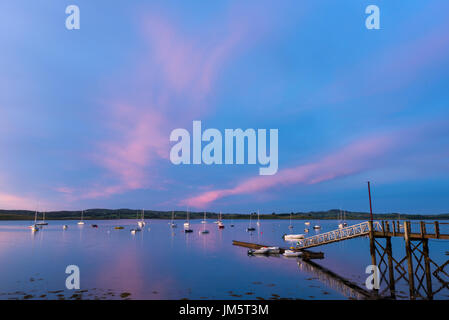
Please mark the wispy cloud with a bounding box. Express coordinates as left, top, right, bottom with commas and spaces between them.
181, 118, 449, 208
63, 6, 269, 201
181, 132, 399, 208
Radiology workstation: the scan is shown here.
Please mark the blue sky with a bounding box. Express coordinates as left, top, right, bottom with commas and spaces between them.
1, 1, 449, 214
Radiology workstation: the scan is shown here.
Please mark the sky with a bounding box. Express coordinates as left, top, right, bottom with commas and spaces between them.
0, 1, 449, 214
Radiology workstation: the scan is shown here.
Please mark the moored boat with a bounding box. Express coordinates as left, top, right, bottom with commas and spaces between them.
77, 210, 85, 225
283, 234, 304, 240
283, 250, 302, 257
247, 247, 270, 255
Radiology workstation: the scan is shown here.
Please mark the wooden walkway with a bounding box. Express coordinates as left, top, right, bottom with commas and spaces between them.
296, 220, 449, 250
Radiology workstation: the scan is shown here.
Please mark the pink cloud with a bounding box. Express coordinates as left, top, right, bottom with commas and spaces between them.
181, 133, 400, 208
73, 9, 267, 200
0, 192, 54, 211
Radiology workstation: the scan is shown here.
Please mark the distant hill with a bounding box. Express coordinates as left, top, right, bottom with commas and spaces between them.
0, 209, 448, 221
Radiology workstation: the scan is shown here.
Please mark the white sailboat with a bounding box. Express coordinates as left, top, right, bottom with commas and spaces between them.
256, 210, 261, 226
218, 211, 224, 229
36, 211, 48, 226
338, 209, 344, 229
77, 210, 85, 225
184, 210, 192, 232
169, 210, 177, 228
200, 212, 209, 234
343, 211, 348, 227
288, 212, 294, 229
246, 212, 255, 232
137, 209, 146, 228
30, 211, 39, 232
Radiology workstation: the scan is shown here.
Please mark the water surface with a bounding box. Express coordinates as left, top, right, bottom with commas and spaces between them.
0, 219, 447, 300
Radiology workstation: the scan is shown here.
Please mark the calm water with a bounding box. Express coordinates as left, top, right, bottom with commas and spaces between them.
0, 219, 448, 300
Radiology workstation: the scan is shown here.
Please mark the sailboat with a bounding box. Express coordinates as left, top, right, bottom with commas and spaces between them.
304, 221, 310, 226
169, 210, 177, 228
77, 210, 85, 225
36, 211, 48, 226
288, 212, 294, 229
184, 210, 193, 232
137, 209, 146, 228
342, 211, 348, 227
29, 211, 39, 232
256, 210, 261, 226
218, 212, 224, 229
246, 212, 255, 232
338, 209, 344, 229
200, 212, 209, 234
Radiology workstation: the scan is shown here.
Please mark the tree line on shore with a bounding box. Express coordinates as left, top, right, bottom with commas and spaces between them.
0, 209, 448, 221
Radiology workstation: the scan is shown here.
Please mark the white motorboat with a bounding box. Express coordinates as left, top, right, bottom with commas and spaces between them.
304, 228, 309, 233
313, 225, 321, 230
283, 250, 302, 257
305, 221, 310, 226
63, 225, 68, 230
283, 234, 305, 240
248, 247, 270, 255
266, 246, 280, 254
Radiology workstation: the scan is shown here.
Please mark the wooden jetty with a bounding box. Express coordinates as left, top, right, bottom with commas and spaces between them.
295, 220, 449, 299
234, 220, 449, 299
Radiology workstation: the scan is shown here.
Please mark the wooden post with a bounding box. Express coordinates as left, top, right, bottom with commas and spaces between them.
422, 239, 433, 300
385, 236, 396, 298
434, 221, 440, 239
393, 220, 397, 236
397, 220, 400, 233
404, 221, 415, 299
368, 220, 378, 294
420, 221, 426, 238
